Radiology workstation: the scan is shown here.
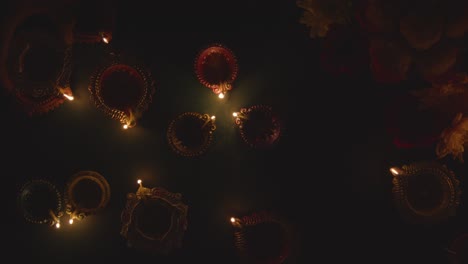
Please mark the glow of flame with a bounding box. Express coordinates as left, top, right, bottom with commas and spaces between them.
230, 217, 236, 223
218, 93, 225, 99
69, 219, 74, 225
232, 112, 238, 117
211, 116, 216, 120
390, 167, 400, 176
63, 94, 74, 101
123, 124, 129, 130
55, 223, 60, 228
137, 179, 142, 184
102, 37, 109, 44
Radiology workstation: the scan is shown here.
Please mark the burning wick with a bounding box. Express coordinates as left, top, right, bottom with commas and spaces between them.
49, 209, 61, 228
136, 179, 151, 197
202, 114, 216, 128
218, 93, 225, 99
232, 111, 247, 120
390, 167, 402, 176
69, 219, 74, 225
63, 93, 74, 101
230, 217, 243, 228
122, 110, 136, 130
99, 32, 110, 44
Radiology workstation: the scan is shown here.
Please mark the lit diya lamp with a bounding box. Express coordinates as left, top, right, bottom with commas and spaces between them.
121, 180, 188, 254
230, 211, 291, 264
167, 113, 216, 157
17, 179, 63, 228
64, 171, 110, 225
195, 44, 238, 99
72, 0, 116, 44
448, 234, 468, 264
89, 61, 155, 129
233, 105, 282, 149
390, 161, 461, 224
1, 11, 74, 115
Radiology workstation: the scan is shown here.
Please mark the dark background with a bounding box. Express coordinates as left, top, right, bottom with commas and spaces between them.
1, 0, 467, 263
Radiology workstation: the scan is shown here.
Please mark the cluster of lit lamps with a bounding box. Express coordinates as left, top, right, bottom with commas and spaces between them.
7, 7, 290, 263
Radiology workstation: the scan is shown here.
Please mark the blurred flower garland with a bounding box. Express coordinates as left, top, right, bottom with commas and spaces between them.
298, 0, 468, 160
297, 0, 354, 38
297, 0, 468, 82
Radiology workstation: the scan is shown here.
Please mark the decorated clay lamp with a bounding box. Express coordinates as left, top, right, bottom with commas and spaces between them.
390, 161, 461, 224
230, 211, 291, 264
89, 61, 155, 129
167, 113, 216, 157
64, 171, 111, 224
195, 44, 238, 99
121, 180, 188, 254
1, 10, 74, 115
233, 105, 282, 149
18, 179, 63, 228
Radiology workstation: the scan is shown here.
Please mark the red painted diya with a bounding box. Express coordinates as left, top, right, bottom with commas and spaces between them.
64, 171, 110, 223
17, 179, 62, 226
167, 112, 216, 157
89, 62, 154, 128
234, 105, 282, 149
195, 44, 238, 97
449, 234, 468, 264
121, 182, 188, 254
3, 13, 73, 115
231, 211, 291, 264
391, 162, 461, 224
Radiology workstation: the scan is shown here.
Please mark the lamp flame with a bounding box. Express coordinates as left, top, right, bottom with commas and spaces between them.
211, 115, 216, 120
230, 217, 236, 223
69, 219, 74, 225
390, 167, 401, 176
232, 112, 238, 117
102, 37, 109, 44
123, 124, 129, 130
218, 93, 225, 99
55, 222, 60, 228
63, 93, 74, 101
